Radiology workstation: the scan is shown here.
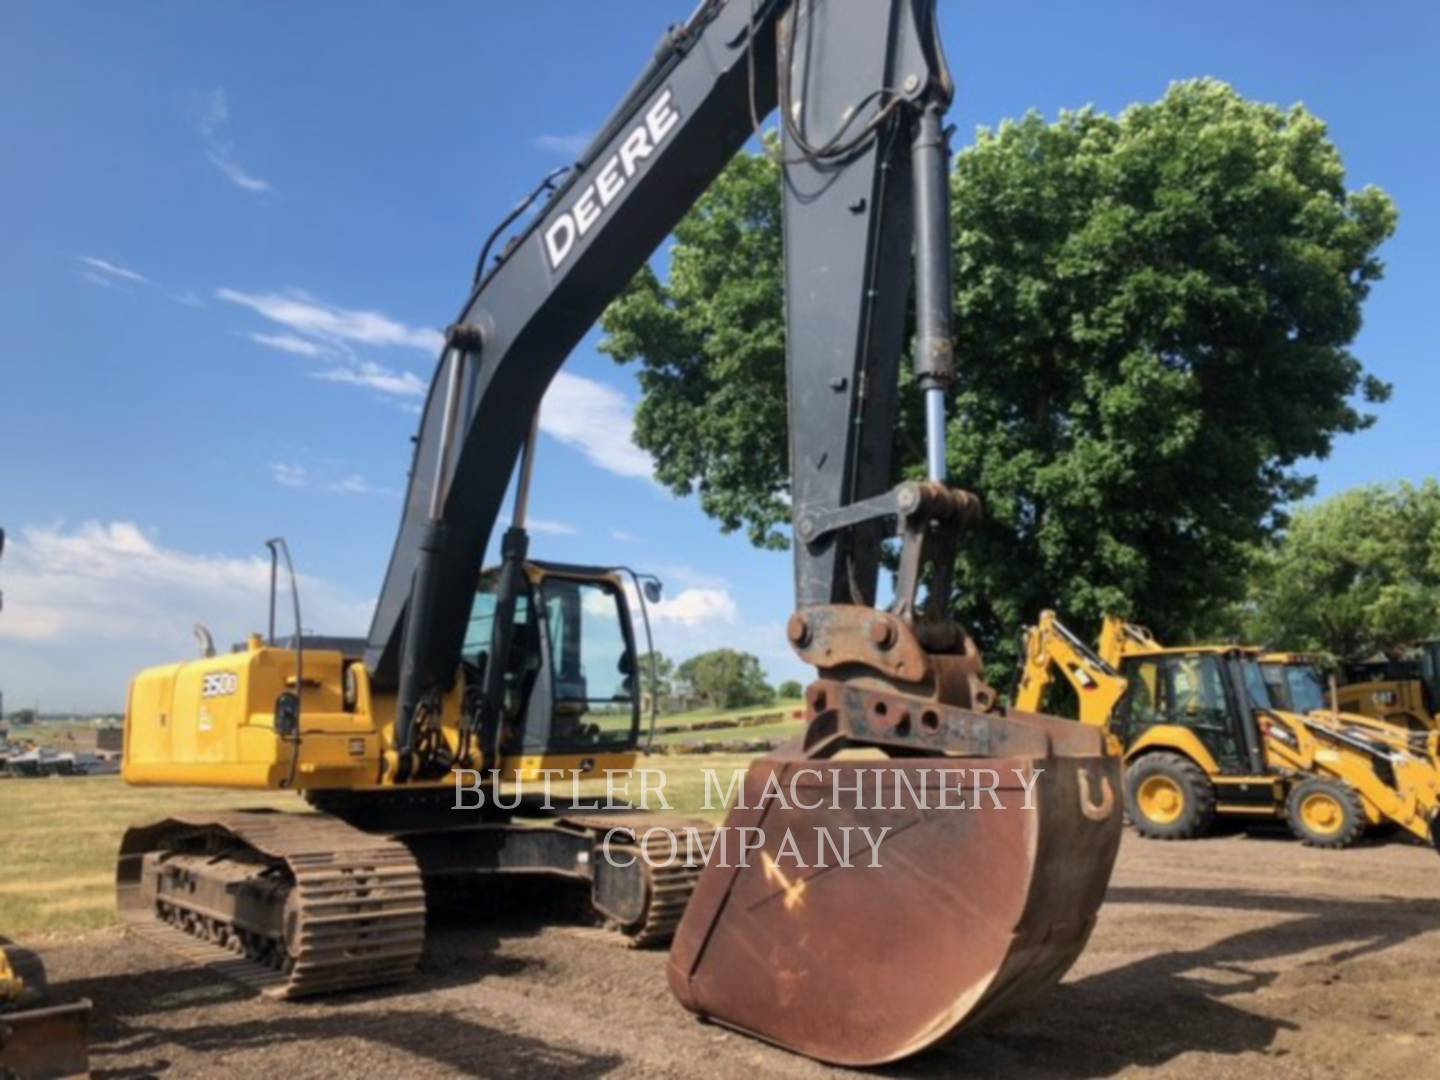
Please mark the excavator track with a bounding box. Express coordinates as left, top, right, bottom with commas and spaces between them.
562, 813, 717, 947
117, 811, 425, 999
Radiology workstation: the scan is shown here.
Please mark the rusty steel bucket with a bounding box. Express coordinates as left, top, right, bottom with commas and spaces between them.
667, 697, 1121, 1066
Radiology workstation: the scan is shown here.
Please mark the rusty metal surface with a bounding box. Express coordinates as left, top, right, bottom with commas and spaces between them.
0, 999, 91, 1079
668, 739, 1121, 1065
668, 622, 1122, 1067
788, 605, 995, 711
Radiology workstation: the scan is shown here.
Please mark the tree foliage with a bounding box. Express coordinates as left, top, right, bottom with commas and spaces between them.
637, 650, 674, 700
776, 679, 805, 700
676, 648, 773, 710
602, 80, 1396, 668
1247, 482, 1440, 658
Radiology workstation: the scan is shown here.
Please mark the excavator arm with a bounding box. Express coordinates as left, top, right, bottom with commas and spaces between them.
357, 1, 1123, 1063
369, 0, 952, 725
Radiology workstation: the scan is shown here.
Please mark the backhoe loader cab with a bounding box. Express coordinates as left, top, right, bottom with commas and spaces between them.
1111, 645, 1285, 831
1259, 652, 1331, 715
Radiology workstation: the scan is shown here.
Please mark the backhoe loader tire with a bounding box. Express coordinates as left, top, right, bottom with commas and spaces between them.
1124, 753, 1216, 840
1286, 777, 1365, 849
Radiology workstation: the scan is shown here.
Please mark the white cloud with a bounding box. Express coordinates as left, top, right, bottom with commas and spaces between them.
0, 522, 373, 711
611, 529, 636, 542
646, 587, 738, 627
81, 271, 114, 289
78, 256, 147, 284
0, 522, 372, 700
650, 563, 730, 591
218, 288, 443, 353
251, 332, 333, 358
271, 462, 307, 487
313, 360, 425, 397
540, 372, 652, 479
222, 290, 649, 485
523, 518, 577, 536
199, 88, 272, 194
329, 474, 401, 498
207, 151, 271, 193
533, 132, 590, 157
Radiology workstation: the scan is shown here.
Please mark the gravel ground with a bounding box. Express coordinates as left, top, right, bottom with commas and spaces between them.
31, 825, 1440, 1079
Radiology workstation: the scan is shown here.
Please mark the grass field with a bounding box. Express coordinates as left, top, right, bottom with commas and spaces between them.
651, 698, 803, 731
0, 755, 757, 939
0, 777, 294, 936
650, 717, 804, 746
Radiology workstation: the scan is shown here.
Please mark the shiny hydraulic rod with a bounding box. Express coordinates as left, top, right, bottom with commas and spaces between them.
911, 105, 954, 483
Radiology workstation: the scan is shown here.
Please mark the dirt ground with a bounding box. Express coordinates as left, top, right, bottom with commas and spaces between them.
33, 825, 1440, 1079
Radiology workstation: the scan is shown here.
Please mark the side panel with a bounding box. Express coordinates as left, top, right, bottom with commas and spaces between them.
122, 649, 378, 789
1124, 726, 1223, 777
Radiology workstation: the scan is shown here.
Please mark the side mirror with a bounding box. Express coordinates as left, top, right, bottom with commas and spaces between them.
643, 579, 662, 604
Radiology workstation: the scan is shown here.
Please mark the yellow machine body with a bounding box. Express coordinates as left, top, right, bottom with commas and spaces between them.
1332, 640, 1440, 732
123, 563, 641, 793
1017, 611, 1440, 846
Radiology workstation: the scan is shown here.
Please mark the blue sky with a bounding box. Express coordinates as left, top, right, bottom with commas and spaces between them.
2, 1, 1436, 712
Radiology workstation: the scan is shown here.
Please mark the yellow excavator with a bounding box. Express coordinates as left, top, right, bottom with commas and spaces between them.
1016, 611, 1440, 850
113, 1, 1121, 1067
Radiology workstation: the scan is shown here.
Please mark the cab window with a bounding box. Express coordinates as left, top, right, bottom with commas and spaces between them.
539, 577, 636, 749
462, 575, 541, 726
1282, 665, 1328, 714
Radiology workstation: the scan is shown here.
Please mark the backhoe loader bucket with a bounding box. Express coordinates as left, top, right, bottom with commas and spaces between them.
668, 692, 1121, 1067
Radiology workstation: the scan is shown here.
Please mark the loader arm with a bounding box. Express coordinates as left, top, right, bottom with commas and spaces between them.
1098, 613, 1162, 669
1016, 610, 1129, 729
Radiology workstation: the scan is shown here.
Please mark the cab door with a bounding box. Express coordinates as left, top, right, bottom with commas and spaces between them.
1118, 653, 1248, 774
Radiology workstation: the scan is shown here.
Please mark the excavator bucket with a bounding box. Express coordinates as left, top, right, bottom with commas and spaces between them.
668, 692, 1121, 1067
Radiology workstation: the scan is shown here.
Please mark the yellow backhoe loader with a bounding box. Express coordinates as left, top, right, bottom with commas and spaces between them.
1335, 642, 1440, 732
1016, 611, 1440, 850
110, 2, 1121, 1068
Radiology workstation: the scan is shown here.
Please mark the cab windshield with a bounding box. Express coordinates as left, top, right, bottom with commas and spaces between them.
1279, 663, 1328, 713
1238, 658, 1275, 711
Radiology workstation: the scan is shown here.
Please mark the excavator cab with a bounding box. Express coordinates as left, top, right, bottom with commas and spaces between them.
463, 561, 645, 759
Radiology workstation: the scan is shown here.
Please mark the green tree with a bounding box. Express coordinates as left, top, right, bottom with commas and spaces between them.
1246, 481, 1440, 658
776, 679, 805, 700
676, 649, 773, 710
637, 650, 675, 710
602, 80, 1395, 674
